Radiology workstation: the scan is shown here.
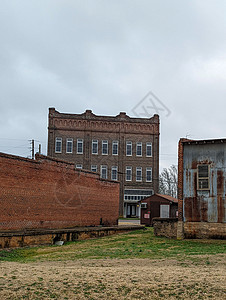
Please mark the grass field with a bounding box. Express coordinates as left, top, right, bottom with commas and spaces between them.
0, 228, 225, 299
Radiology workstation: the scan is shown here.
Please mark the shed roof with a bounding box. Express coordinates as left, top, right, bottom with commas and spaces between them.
140, 193, 178, 203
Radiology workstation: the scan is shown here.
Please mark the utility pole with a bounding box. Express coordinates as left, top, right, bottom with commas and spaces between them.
32, 139, 35, 159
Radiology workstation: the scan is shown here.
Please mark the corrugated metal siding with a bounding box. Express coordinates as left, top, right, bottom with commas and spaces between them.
183, 143, 226, 223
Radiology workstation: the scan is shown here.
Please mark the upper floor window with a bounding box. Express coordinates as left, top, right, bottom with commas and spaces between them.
91, 165, 97, 172
102, 140, 108, 155
66, 138, 73, 153
101, 165, 107, 179
112, 141, 119, 155
146, 167, 152, 182
92, 140, 98, 154
76, 164, 83, 169
146, 142, 152, 157
126, 166, 132, 181
77, 139, 83, 154
136, 167, 142, 182
197, 165, 209, 190
111, 166, 118, 181
126, 141, 132, 156
136, 142, 142, 156
55, 137, 62, 153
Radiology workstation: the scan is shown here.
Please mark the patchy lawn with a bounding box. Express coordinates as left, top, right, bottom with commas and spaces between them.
0, 228, 225, 299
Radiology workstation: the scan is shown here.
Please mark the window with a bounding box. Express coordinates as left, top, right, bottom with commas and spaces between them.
197, 165, 209, 190
146, 167, 152, 182
76, 164, 82, 169
92, 140, 98, 154
146, 142, 152, 157
77, 139, 83, 154
136, 167, 142, 181
126, 166, 132, 181
66, 138, 73, 153
126, 141, 132, 156
112, 141, 118, 155
136, 142, 142, 156
91, 165, 97, 172
102, 140, 108, 155
111, 166, 118, 181
101, 165, 107, 179
55, 137, 62, 153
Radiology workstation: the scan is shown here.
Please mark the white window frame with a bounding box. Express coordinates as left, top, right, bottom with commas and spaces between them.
126, 141, 132, 156
136, 167, 142, 182
101, 165, 107, 179
197, 164, 210, 190
146, 142, 152, 157
102, 140, 108, 155
91, 165, 97, 172
111, 166, 118, 181
66, 138, 73, 153
126, 166, 132, 181
55, 137, 62, 153
77, 139, 83, 154
92, 139, 98, 155
76, 164, 83, 169
136, 142, 142, 156
112, 141, 119, 155
146, 167, 152, 182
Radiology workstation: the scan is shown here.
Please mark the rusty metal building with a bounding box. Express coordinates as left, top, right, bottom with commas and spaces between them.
47, 108, 160, 217
140, 194, 178, 226
178, 138, 226, 239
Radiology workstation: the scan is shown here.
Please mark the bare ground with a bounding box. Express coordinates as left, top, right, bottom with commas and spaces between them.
0, 255, 225, 299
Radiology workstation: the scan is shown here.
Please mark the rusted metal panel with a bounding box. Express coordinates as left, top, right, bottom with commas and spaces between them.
183, 143, 226, 223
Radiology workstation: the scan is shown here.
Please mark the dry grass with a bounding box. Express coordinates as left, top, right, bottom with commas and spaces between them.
0, 229, 225, 299
0, 255, 225, 299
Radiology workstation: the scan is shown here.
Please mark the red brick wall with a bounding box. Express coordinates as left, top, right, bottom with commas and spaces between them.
0, 153, 120, 231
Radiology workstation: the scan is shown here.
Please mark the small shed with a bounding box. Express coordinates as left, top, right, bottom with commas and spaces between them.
140, 194, 178, 226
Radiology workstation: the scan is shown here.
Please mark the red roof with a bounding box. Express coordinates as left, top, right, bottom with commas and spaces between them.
140, 193, 178, 203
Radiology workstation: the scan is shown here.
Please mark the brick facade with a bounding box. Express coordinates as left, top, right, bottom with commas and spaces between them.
47, 108, 160, 217
0, 152, 119, 231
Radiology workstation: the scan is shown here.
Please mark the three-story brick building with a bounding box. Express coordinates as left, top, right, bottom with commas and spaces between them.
47, 108, 159, 217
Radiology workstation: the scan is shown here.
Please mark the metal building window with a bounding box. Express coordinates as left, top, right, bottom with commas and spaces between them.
66, 138, 73, 153
136, 142, 142, 156
101, 165, 107, 179
55, 137, 62, 153
102, 140, 108, 155
146, 167, 152, 182
126, 166, 132, 181
136, 167, 142, 181
146, 142, 152, 157
91, 165, 97, 172
126, 141, 132, 156
112, 141, 118, 155
197, 165, 210, 190
111, 166, 118, 180
92, 140, 98, 154
77, 139, 83, 154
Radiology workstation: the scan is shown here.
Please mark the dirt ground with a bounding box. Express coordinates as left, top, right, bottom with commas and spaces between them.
0, 255, 225, 299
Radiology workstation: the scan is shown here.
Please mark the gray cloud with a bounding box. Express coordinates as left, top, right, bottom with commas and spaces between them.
1, 0, 226, 169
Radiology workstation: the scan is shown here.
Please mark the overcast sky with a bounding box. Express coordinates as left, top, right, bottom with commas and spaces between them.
1, 0, 226, 171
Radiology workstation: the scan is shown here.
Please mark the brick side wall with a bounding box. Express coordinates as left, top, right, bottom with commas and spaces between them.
0, 153, 120, 231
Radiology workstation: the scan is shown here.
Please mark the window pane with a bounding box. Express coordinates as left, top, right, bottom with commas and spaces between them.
101, 165, 107, 179
126, 167, 132, 181
111, 166, 118, 180
146, 167, 152, 182
77, 139, 83, 154
112, 141, 118, 155
136, 167, 142, 181
76, 164, 82, 169
146, 143, 152, 157
102, 140, 108, 155
55, 138, 62, 153
126, 142, 132, 156
136, 142, 142, 156
66, 139, 73, 153
92, 140, 98, 154
91, 165, 97, 172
